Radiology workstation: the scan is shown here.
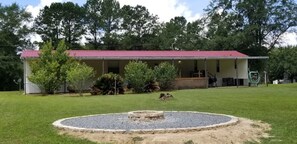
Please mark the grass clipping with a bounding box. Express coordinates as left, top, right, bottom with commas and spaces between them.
59, 118, 271, 144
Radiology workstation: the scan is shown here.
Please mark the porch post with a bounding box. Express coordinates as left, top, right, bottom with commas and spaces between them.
23, 60, 26, 95
204, 58, 208, 88
264, 71, 267, 86
178, 60, 182, 78
102, 59, 105, 75
235, 58, 239, 88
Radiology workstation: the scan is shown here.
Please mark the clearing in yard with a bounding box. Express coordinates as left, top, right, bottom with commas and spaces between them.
0, 84, 297, 143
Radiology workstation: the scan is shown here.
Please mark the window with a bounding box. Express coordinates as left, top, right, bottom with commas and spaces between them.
234, 59, 237, 69
108, 67, 119, 74
108, 61, 119, 74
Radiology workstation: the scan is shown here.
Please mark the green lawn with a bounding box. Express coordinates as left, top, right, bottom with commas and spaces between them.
0, 84, 297, 144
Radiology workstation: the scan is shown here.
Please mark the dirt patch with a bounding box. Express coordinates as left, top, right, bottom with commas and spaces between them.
59, 118, 271, 144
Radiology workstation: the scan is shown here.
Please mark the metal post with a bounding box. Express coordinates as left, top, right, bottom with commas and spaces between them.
204, 58, 208, 88
236, 58, 239, 88
264, 71, 268, 87
265, 59, 269, 87
115, 76, 117, 95
102, 59, 105, 75
178, 60, 181, 78
23, 60, 26, 95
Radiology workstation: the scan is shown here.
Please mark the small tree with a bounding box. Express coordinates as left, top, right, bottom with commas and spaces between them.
29, 40, 71, 94
154, 62, 177, 90
67, 62, 94, 96
124, 61, 154, 93
29, 61, 60, 94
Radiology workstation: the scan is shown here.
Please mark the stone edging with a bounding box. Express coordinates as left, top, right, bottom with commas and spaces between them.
128, 110, 165, 121
52, 111, 239, 134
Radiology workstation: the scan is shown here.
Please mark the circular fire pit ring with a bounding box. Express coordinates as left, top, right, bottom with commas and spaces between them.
53, 111, 239, 134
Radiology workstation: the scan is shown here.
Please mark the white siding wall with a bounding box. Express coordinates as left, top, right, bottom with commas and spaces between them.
205, 59, 248, 86
24, 60, 41, 94
218, 59, 248, 78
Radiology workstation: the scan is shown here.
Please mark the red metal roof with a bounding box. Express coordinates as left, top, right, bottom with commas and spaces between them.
21, 50, 249, 60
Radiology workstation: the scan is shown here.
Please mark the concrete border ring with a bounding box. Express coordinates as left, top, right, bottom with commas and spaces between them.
53, 111, 239, 134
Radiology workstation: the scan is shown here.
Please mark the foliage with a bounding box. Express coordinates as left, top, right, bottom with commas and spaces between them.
120, 5, 159, 50
84, 0, 123, 50
29, 61, 60, 94
158, 16, 206, 51
154, 62, 177, 90
94, 73, 124, 95
0, 56, 23, 91
29, 40, 72, 94
66, 62, 94, 96
35, 2, 85, 48
54, 40, 74, 83
84, 0, 103, 49
0, 3, 32, 91
268, 46, 297, 81
124, 61, 154, 93
100, 0, 121, 49
0, 3, 33, 54
34, 3, 62, 47
183, 20, 206, 50
4, 0, 296, 54
159, 16, 187, 50
204, 0, 297, 54
143, 80, 160, 92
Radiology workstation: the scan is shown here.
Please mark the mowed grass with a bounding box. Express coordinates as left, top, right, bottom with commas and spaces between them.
0, 84, 297, 144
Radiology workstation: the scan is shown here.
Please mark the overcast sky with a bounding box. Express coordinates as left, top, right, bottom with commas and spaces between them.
1, 0, 296, 46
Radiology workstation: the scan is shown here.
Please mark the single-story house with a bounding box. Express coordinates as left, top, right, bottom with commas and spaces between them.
21, 50, 268, 94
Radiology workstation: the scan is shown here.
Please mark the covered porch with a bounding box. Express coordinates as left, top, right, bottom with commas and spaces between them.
81, 58, 249, 89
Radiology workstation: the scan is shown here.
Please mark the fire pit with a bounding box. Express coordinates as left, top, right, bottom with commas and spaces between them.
128, 110, 164, 121
53, 111, 238, 134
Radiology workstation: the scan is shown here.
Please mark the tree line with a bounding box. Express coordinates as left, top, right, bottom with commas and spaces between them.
1, 0, 297, 90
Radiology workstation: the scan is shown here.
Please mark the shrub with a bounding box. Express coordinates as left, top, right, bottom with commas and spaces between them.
66, 62, 94, 96
124, 61, 154, 93
154, 62, 177, 90
94, 73, 124, 95
29, 62, 59, 94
